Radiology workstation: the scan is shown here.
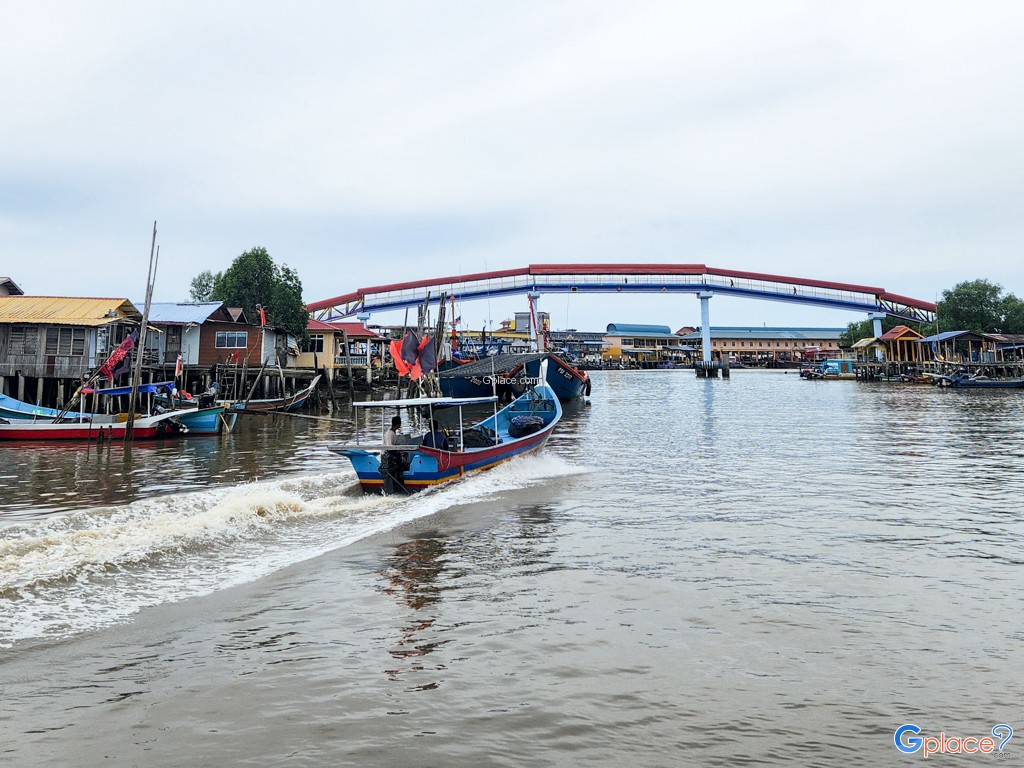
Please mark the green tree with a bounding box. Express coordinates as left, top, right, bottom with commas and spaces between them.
195, 246, 308, 341
937, 279, 1005, 333
189, 270, 221, 301
270, 265, 310, 343
1001, 294, 1024, 334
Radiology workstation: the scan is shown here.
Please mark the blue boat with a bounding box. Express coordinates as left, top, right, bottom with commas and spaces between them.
170, 405, 237, 434
928, 374, 1024, 388
800, 359, 857, 380
438, 353, 590, 402
331, 373, 562, 494
0, 393, 69, 421
85, 381, 236, 434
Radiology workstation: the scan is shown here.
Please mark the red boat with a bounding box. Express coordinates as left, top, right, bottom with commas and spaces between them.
0, 410, 188, 441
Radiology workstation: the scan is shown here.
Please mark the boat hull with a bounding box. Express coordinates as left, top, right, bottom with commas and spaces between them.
932, 375, 1024, 388
0, 393, 65, 421
334, 383, 562, 494
344, 426, 555, 492
438, 355, 589, 402
229, 375, 321, 413
525, 355, 589, 401
171, 405, 237, 434
0, 411, 185, 441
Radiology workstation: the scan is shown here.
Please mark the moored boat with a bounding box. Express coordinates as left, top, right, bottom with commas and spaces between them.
228, 375, 321, 413
801, 359, 857, 380
0, 410, 187, 440
0, 393, 69, 421
438, 353, 589, 402
171, 405, 237, 434
331, 376, 562, 494
928, 374, 1024, 388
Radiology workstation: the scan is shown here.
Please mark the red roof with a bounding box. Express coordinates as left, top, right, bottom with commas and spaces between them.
879, 325, 923, 341
306, 318, 380, 338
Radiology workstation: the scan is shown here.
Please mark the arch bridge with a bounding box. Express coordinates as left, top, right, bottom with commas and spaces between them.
307, 264, 936, 362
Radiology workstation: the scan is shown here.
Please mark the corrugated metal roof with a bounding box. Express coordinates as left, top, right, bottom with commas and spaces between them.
851, 337, 881, 348
677, 327, 844, 340
306, 319, 381, 338
1, 277, 24, 295
606, 323, 675, 336
879, 325, 922, 341
917, 330, 995, 343
0, 296, 140, 325
144, 302, 224, 325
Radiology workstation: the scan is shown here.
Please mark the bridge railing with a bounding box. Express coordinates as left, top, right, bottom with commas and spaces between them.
322, 267, 933, 323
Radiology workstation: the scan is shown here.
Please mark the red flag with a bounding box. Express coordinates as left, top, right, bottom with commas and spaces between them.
174, 353, 183, 378
258, 305, 267, 327
390, 339, 412, 376
98, 331, 138, 380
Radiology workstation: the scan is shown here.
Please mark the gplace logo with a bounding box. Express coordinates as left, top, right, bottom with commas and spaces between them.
894, 723, 1013, 757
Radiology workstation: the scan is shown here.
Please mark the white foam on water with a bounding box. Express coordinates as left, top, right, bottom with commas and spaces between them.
0, 454, 587, 647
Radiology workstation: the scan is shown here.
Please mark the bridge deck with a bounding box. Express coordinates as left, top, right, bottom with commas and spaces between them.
307, 264, 936, 324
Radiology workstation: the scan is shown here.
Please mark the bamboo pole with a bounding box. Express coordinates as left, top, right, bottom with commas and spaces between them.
341, 328, 355, 400
125, 223, 159, 441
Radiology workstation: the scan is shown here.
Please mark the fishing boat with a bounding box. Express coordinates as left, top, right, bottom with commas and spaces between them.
228, 374, 321, 413
0, 381, 235, 437
438, 353, 589, 402
169, 404, 237, 434
331, 374, 562, 494
801, 359, 857, 380
0, 393, 68, 421
928, 374, 1024, 388
0, 409, 187, 440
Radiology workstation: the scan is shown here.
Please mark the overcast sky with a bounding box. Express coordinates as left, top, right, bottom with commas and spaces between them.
2, 1, 1022, 331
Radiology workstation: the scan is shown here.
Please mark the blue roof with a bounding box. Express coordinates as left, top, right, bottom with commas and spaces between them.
143, 302, 224, 325
916, 330, 980, 343
606, 323, 677, 337
84, 381, 175, 396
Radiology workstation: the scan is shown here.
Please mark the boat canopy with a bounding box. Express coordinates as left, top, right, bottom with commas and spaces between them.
352, 395, 498, 408
83, 381, 175, 396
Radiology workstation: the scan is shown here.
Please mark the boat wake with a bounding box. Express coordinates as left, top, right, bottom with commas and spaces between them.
0, 454, 586, 647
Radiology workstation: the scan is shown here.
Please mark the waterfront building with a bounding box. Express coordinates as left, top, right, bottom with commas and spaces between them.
297, 319, 386, 375
879, 325, 926, 363
0, 295, 141, 404
602, 324, 693, 365
675, 326, 845, 363
143, 302, 270, 368
915, 330, 1000, 363
547, 329, 606, 361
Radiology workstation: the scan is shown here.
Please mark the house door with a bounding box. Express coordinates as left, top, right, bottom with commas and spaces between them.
166, 326, 182, 357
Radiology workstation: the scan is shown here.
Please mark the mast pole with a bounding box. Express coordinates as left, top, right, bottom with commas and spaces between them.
125, 222, 158, 441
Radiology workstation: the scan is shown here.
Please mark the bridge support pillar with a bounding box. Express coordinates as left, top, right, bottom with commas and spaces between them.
357, 313, 372, 383
868, 312, 885, 338
698, 292, 714, 363
868, 312, 886, 362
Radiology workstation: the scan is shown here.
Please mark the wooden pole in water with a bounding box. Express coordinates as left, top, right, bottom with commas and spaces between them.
125, 223, 159, 442
341, 328, 355, 400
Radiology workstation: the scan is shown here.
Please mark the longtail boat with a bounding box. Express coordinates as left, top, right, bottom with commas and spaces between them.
228, 375, 321, 413
331, 374, 561, 494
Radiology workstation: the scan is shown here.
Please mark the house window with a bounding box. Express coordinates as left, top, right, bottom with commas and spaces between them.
304, 334, 325, 353
9, 325, 36, 354
44, 327, 86, 356
215, 331, 248, 349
